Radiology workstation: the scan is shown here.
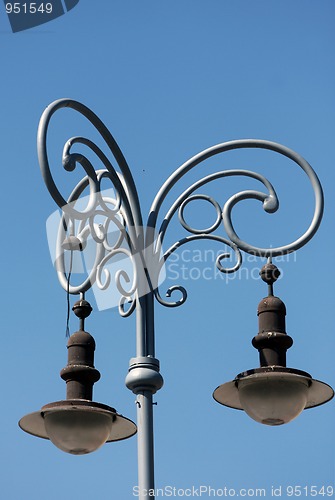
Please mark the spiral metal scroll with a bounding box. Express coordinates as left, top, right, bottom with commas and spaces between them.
146, 140, 323, 307
38, 99, 144, 316
38, 99, 324, 314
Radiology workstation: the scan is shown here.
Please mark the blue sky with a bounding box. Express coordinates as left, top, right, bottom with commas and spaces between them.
1, 1, 335, 499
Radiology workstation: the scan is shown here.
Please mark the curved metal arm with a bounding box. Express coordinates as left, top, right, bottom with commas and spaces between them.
144, 140, 323, 307
146, 139, 323, 258
38, 98, 143, 237
38, 99, 148, 312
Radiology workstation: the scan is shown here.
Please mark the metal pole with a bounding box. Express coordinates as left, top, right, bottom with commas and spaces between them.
126, 277, 163, 499
137, 291, 155, 499
136, 391, 155, 500
126, 351, 162, 499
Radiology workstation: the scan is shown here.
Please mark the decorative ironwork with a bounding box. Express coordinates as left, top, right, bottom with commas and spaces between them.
38, 98, 324, 313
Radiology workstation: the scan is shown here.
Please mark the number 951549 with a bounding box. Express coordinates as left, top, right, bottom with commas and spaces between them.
6, 3, 53, 14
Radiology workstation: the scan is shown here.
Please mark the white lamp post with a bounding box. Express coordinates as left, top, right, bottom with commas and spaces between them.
19, 99, 333, 500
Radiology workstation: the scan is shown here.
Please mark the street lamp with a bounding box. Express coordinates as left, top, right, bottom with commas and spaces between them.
19, 98, 333, 499
19, 298, 137, 455
213, 263, 333, 425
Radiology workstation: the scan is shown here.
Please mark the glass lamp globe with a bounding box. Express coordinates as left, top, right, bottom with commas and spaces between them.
237, 372, 309, 425
43, 407, 115, 455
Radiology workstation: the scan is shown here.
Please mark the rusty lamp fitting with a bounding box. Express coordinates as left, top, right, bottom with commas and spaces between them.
19, 299, 136, 454
213, 262, 334, 426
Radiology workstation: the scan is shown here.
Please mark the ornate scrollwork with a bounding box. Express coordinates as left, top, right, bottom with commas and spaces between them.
38, 99, 144, 316
38, 99, 324, 315
146, 141, 323, 307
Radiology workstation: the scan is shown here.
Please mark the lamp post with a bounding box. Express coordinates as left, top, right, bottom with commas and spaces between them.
19, 99, 333, 499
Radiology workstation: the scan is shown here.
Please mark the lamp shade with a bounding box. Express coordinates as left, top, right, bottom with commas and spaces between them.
213, 367, 334, 426
19, 400, 137, 454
